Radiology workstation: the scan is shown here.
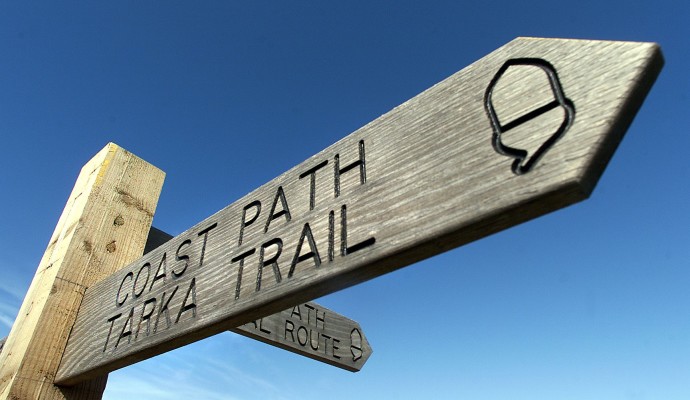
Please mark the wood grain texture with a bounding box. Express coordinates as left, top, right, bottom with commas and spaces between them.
146, 227, 372, 371
0, 143, 164, 399
57, 37, 663, 385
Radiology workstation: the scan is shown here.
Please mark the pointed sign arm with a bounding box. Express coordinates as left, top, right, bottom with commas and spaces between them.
56, 37, 663, 385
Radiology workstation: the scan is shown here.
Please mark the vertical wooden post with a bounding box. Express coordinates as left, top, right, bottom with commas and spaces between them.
0, 143, 165, 399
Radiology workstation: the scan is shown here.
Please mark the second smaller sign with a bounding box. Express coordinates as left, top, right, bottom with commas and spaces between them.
231, 301, 372, 372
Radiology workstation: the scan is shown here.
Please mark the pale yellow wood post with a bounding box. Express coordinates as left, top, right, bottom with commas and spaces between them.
0, 143, 165, 399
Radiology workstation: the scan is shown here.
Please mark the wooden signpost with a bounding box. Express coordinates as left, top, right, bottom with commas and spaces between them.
0, 37, 663, 398
147, 227, 373, 371
54, 37, 663, 385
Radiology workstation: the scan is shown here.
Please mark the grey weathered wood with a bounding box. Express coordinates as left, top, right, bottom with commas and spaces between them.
144, 227, 372, 371
56, 37, 663, 385
232, 302, 372, 372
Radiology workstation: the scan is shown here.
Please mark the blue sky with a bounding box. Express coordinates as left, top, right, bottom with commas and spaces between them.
1, 2, 688, 399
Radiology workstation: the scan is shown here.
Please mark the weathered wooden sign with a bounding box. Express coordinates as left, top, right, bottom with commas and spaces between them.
56, 37, 663, 385
233, 301, 372, 372
146, 227, 372, 371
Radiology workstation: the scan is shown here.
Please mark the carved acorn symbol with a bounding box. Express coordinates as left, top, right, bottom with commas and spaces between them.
485, 58, 575, 175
